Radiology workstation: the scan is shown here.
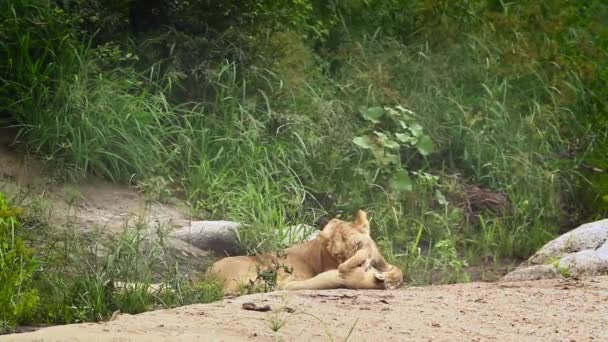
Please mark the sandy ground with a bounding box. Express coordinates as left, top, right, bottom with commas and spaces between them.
4, 276, 607, 342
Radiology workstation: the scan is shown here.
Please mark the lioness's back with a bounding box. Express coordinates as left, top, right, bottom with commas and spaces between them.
210, 255, 272, 293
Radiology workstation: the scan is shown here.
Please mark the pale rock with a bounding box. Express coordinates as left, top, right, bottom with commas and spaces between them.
502, 219, 608, 281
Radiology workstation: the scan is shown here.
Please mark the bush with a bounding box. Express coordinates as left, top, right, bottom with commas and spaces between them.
0, 193, 39, 329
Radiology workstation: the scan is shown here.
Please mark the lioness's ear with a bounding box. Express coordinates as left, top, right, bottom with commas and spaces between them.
319, 219, 336, 243
354, 210, 370, 233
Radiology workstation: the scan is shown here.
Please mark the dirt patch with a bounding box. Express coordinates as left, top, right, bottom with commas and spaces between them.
48, 177, 192, 233
0, 128, 192, 233
0, 133, 210, 270
0, 128, 41, 188
5, 276, 608, 341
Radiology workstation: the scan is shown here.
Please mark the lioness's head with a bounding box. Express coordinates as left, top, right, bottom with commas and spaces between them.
318, 210, 371, 263
319, 210, 370, 237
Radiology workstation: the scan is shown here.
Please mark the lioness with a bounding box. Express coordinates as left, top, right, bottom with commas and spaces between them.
209, 210, 403, 293
209, 234, 341, 294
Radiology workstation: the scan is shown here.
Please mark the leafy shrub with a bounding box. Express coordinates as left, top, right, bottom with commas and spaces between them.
353, 105, 435, 193
0, 193, 39, 330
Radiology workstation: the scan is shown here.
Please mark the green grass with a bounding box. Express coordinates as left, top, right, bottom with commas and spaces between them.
0, 192, 224, 331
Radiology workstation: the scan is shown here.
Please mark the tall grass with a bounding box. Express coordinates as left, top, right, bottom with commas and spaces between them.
322, 32, 590, 281
1, 1, 313, 253
33, 222, 221, 324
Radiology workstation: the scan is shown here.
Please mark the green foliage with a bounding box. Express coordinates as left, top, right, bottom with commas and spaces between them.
353, 105, 435, 193
0, 0, 168, 182
0, 190, 224, 330
0, 1, 79, 121
320, 0, 419, 39
192, 280, 225, 304
249, 254, 293, 294
137, 176, 174, 204
32, 222, 222, 324
433, 239, 469, 283
0, 193, 39, 330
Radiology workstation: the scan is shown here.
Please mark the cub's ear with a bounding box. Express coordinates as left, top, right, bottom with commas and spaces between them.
354, 210, 370, 234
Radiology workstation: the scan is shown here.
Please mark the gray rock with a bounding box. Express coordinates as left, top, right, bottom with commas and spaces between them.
558, 250, 608, 276
528, 219, 608, 265
501, 264, 561, 282
597, 238, 608, 256
173, 220, 321, 256
165, 237, 210, 258
173, 221, 242, 255
502, 219, 608, 282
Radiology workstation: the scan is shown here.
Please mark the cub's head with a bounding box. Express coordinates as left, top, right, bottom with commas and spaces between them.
318, 210, 371, 262
374, 265, 404, 290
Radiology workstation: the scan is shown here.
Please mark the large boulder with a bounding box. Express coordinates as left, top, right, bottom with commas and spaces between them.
173, 221, 321, 255
502, 219, 608, 282
173, 221, 243, 255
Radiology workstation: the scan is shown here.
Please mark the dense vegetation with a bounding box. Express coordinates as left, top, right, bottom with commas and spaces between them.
1, 0, 607, 332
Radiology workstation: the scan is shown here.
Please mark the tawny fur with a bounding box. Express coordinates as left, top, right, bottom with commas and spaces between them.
282, 248, 404, 290
208, 238, 340, 294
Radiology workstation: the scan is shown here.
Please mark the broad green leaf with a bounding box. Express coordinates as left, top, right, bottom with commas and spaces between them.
384, 139, 400, 149
417, 171, 439, 185
373, 131, 399, 149
435, 189, 448, 206
359, 106, 384, 123
372, 149, 399, 165
390, 170, 413, 192
374, 131, 389, 146
395, 105, 415, 116
385, 107, 398, 117
395, 132, 415, 144
353, 135, 374, 149
416, 135, 434, 156
409, 123, 424, 137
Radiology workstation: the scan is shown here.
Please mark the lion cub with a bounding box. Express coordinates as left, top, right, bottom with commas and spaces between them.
282, 248, 404, 290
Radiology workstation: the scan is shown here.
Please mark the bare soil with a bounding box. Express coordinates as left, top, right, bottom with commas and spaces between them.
0, 130, 211, 273
4, 276, 607, 342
